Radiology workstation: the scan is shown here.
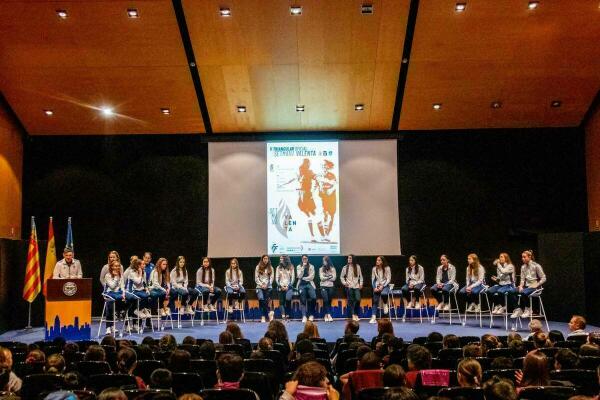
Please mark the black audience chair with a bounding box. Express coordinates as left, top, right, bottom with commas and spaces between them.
20, 374, 64, 400
222, 344, 245, 357
13, 361, 45, 377
240, 371, 274, 400
310, 337, 327, 344
459, 336, 480, 347
172, 372, 204, 396
516, 386, 577, 400
73, 390, 97, 400
567, 335, 588, 343
272, 342, 290, 359
413, 370, 452, 399
199, 388, 259, 400
133, 360, 164, 382
313, 348, 329, 359
177, 344, 200, 359
486, 348, 513, 358
243, 358, 278, 390
235, 338, 252, 358
537, 347, 559, 357
482, 369, 519, 385
438, 348, 463, 361
41, 346, 62, 357
263, 349, 286, 372
550, 369, 599, 396
357, 387, 396, 400
336, 349, 357, 374
578, 355, 600, 370
554, 341, 581, 351
425, 342, 443, 357
88, 374, 138, 393
438, 387, 485, 400
76, 361, 112, 377
75, 341, 99, 352
412, 337, 427, 345
153, 350, 172, 365
123, 389, 175, 400
316, 358, 334, 376
513, 357, 524, 369
190, 359, 218, 388
344, 357, 360, 374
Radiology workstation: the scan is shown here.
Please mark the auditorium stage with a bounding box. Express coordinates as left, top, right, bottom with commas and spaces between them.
0, 318, 594, 344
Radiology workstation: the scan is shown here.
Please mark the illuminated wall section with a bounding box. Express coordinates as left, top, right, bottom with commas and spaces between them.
0, 104, 23, 238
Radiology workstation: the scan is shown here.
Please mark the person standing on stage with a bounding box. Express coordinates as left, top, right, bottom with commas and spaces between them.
459, 253, 486, 313
511, 250, 546, 319
226, 258, 246, 314
430, 254, 458, 311
401, 255, 425, 310
128, 257, 151, 318
100, 250, 122, 287
255, 255, 275, 323
276, 254, 295, 320
319, 255, 337, 322
195, 257, 221, 312
170, 256, 193, 315
53, 247, 83, 279
340, 254, 363, 321
371, 256, 392, 323
143, 252, 154, 282
296, 254, 317, 323
149, 257, 171, 317
488, 253, 516, 315
104, 260, 134, 335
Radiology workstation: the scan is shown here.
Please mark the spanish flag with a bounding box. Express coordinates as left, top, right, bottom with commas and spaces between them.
42, 217, 57, 296
23, 217, 41, 303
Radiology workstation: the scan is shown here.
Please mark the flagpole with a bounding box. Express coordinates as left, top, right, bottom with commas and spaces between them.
25, 302, 32, 330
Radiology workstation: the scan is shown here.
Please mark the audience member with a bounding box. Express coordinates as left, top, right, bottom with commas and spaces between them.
532, 332, 550, 349
159, 334, 177, 352
567, 315, 588, 339
149, 368, 173, 389
579, 344, 600, 357
84, 345, 106, 361
303, 321, 320, 339
26, 349, 46, 364
182, 336, 196, 346
116, 347, 146, 389
281, 361, 338, 400
481, 334, 500, 356
0, 347, 21, 392
383, 364, 406, 387
405, 345, 432, 388
45, 354, 66, 374
169, 349, 191, 373
382, 387, 418, 400
526, 320, 543, 340
198, 341, 216, 360
226, 322, 244, 340
258, 337, 273, 352
457, 358, 482, 388
216, 354, 244, 389
548, 330, 565, 346
554, 348, 579, 370
482, 376, 517, 400
442, 334, 460, 349
98, 388, 127, 400
490, 356, 513, 370
427, 332, 443, 343
462, 343, 482, 358
515, 351, 549, 392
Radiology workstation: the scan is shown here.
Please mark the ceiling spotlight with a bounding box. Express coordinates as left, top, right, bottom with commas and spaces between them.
491, 101, 502, 109
432, 103, 442, 110
56, 9, 68, 19
101, 107, 114, 117
455, 3, 466, 12
551, 100, 562, 108
219, 7, 231, 17
290, 6, 302, 15
354, 104, 365, 111
127, 8, 139, 18
44, 109, 54, 116
237, 105, 247, 113
160, 108, 171, 115
361, 4, 374, 14
528, 1, 539, 10
296, 105, 305, 112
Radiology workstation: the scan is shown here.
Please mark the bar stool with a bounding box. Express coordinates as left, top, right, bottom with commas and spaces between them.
126, 291, 152, 334
376, 284, 394, 319
194, 288, 219, 326
432, 285, 462, 325
517, 288, 549, 332
490, 291, 513, 331
402, 285, 430, 323
387, 284, 403, 320
151, 294, 174, 331
97, 293, 118, 338
223, 287, 246, 323
173, 292, 194, 329
290, 289, 302, 320
462, 286, 492, 328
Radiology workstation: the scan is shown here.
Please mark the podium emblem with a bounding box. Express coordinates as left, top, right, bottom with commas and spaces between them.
63, 281, 78, 296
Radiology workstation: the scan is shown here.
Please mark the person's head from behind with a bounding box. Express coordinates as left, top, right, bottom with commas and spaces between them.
378, 319, 394, 337
387, 337, 404, 354
226, 322, 243, 340
295, 339, 314, 357
258, 337, 273, 352
218, 331, 234, 345
98, 388, 127, 400
26, 349, 46, 364
0, 347, 13, 370
508, 339, 526, 358
101, 336, 117, 348
548, 330, 565, 345
293, 361, 329, 389
116, 347, 137, 375
533, 332, 549, 349
62, 371, 82, 390
358, 352, 381, 371
62, 342, 79, 362
159, 334, 177, 351
169, 350, 191, 373
356, 345, 372, 361
443, 334, 460, 349
521, 350, 549, 387
554, 348, 578, 370
507, 332, 522, 342
302, 321, 320, 338
588, 331, 600, 347
481, 334, 499, 355
199, 341, 215, 360
579, 343, 600, 357
427, 332, 443, 343
136, 344, 154, 361
406, 345, 431, 372
462, 343, 482, 358
296, 332, 310, 344
150, 368, 172, 389
249, 350, 265, 360
182, 336, 196, 346
217, 354, 243, 384
482, 377, 517, 400
490, 357, 513, 370
383, 364, 406, 387
344, 320, 360, 336
85, 345, 106, 361
528, 319, 543, 334
569, 315, 586, 332
382, 387, 419, 400
45, 354, 66, 373
457, 358, 482, 388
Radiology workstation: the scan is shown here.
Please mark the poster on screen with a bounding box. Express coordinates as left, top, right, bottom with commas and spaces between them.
267, 141, 340, 256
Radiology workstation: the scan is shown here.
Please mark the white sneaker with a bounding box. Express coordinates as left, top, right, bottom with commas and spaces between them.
491, 305, 500, 314
134, 309, 141, 317
474, 304, 481, 312
405, 303, 413, 309
443, 304, 450, 311
159, 308, 166, 317
105, 327, 112, 335
302, 316, 307, 323
436, 302, 445, 311
269, 311, 275, 322
209, 304, 216, 312
352, 315, 359, 321
186, 306, 194, 315
521, 308, 531, 318
510, 308, 522, 319
163, 307, 171, 316
233, 300, 239, 310
227, 306, 233, 313
261, 316, 266, 323
369, 316, 377, 324
328, 314, 333, 322
496, 306, 506, 314
383, 304, 389, 314
308, 315, 314, 322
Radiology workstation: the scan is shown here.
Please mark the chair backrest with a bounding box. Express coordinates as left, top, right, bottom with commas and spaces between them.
122, 389, 175, 400
222, 344, 245, 357
357, 387, 397, 400
459, 336, 481, 347
578, 355, 600, 370
293, 385, 328, 400
438, 348, 463, 361
133, 360, 165, 382
240, 371, 274, 400
425, 342, 444, 357
20, 374, 64, 400
344, 357, 360, 374
199, 388, 259, 400
336, 349, 357, 374
486, 348, 514, 359
313, 349, 329, 359
553, 341, 581, 351
72, 390, 96, 400
235, 338, 253, 358
310, 337, 327, 344
537, 347, 559, 357
438, 387, 485, 400
516, 386, 577, 400
13, 361, 45, 377
88, 374, 138, 392
567, 334, 588, 343
550, 369, 599, 396
190, 359, 218, 388
413, 369, 450, 399
272, 342, 290, 358
76, 361, 112, 377
171, 372, 204, 396
412, 337, 427, 345
177, 344, 200, 359
482, 369, 519, 385
348, 370, 384, 400
263, 350, 285, 372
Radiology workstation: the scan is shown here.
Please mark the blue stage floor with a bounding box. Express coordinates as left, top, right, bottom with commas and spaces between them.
1, 317, 594, 344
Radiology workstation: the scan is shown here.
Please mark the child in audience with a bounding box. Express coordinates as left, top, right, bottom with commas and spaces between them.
116, 347, 146, 389
515, 350, 550, 392
383, 364, 406, 387
457, 358, 482, 388
149, 368, 172, 389
258, 337, 273, 352
281, 361, 339, 400
482, 377, 517, 400
405, 345, 432, 388
216, 354, 244, 389
0, 347, 22, 392
554, 348, 579, 370
45, 354, 66, 374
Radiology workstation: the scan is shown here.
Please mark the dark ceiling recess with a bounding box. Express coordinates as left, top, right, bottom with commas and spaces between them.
172, 0, 213, 134
580, 89, 600, 129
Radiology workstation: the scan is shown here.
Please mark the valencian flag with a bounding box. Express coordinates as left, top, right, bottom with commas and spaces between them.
42, 217, 57, 296
23, 217, 41, 303
66, 217, 73, 251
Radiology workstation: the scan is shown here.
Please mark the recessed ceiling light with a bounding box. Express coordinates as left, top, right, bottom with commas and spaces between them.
161, 108, 171, 115
551, 100, 562, 108
455, 3, 466, 12
56, 9, 68, 19
432, 103, 442, 110
101, 107, 114, 117
219, 7, 231, 17
528, 1, 539, 10
361, 4, 374, 14
290, 6, 302, 15
491, 101, 502, 109
354, 104, 365, 111
237, 105, 247, 113
296, 105, 305, 112
44, 109, 54, 116
127, 8, 139, 18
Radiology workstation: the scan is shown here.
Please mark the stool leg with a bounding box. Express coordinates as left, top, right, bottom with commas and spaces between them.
97, 302, 107, 338
539, 297, 549, 332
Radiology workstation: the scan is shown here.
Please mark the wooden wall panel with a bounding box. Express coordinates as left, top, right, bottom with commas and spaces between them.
586, 104, 600, 231
0, 103, 22, 238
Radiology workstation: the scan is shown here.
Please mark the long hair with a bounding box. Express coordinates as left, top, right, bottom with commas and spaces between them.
499, 253, 512, 265
229, 258, 240, 281
302, 321, 320, 339
108, 250, 121, 265
467, 253, 480, 277
201, 257, 213, 284
154, 258, 170, 284
521, 350, 549, 387
109, 260, 122, 278
523, 249, 535, 261
322, 256, 333, 271
130, 258, 142, 274
258, 255, 272, 276
346, 254, 357, 277
175, 256, 187, 279
377, 256, 388, 272
408, 255, 417, 274
457, 358, 482, 387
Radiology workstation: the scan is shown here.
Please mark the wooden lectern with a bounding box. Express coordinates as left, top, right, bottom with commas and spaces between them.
45, 278, 92, 340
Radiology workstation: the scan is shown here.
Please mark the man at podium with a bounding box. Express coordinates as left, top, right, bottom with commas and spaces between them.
53, 247, 83, 279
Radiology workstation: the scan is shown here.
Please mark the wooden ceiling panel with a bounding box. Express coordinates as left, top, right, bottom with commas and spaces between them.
400, 0, 600, 130
0, 66, 204, 135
